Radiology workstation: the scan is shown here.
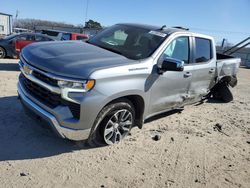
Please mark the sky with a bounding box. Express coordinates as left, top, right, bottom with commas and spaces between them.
1, 0, 250, 44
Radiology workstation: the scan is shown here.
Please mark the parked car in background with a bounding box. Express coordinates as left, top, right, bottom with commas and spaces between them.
41, 29, 89, 41
15, 33, 54, 57
0, 33, 19, 58
13, 28, 33, 34
0, 32, 54, 58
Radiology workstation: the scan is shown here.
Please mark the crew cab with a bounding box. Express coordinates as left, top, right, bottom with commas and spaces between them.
17, 23, 240, 146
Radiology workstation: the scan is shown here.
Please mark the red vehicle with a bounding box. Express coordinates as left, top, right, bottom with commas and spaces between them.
15, 33, 54, 56
41, 30, 89, 41
71, 33, 89, 40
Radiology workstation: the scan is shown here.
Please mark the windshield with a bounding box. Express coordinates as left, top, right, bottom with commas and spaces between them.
88, 24, 167, 60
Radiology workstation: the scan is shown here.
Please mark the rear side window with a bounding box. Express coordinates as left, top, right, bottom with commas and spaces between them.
195, 38, 212, 63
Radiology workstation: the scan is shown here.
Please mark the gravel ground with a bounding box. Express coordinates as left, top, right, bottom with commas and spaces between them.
0, 59, 249, 188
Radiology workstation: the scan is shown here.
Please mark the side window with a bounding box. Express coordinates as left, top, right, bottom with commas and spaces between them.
26, 35, 35, 41
163, 36, 189, 64
61, 33, 71, 40
195, 38, 212, 63
35, 35, 52, 41
18, 34, 34, 41
18, 35, 28, 40
35, 35, 44, 41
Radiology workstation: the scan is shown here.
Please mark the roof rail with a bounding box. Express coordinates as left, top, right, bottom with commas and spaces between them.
172, 26, 189, 31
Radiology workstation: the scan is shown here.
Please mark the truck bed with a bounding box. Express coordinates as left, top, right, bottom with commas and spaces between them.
216, 53, 241, 79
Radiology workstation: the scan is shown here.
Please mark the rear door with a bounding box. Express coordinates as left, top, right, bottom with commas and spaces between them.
188, 36, 216, 102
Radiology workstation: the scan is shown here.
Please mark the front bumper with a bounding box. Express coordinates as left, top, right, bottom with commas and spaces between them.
18, 83, 91, 141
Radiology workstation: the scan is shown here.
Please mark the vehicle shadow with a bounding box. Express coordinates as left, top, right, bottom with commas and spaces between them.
0, 96, 97, 162
144, 109, 183, 124
0, 63, 19, 71
205, 98, 225, 104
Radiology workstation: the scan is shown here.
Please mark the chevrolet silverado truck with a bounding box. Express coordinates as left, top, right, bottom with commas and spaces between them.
17, 23, 240, 146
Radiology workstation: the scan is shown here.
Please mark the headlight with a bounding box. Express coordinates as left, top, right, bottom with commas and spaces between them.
58, 79, 95, 91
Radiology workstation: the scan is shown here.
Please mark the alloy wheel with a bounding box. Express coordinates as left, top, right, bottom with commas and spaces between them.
103, 109, 133, 145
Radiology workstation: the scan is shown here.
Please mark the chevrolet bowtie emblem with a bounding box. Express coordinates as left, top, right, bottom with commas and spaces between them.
23, 64, 32, 75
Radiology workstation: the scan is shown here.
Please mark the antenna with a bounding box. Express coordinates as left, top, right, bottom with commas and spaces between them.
160, 25, 167, 30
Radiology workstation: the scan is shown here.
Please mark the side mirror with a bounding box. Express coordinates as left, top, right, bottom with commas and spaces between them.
158, 57, 184, 74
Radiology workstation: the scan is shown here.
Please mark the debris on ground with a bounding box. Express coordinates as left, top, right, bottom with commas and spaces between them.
213, 123, 230, 137
213, 123, 222, 131
20, 172, 29, 177
152, 134, 161, 141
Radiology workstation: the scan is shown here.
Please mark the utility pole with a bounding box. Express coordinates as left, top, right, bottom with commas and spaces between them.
13, 10, 19, 29
15, 10, 19, 19
84, 0, 89, 27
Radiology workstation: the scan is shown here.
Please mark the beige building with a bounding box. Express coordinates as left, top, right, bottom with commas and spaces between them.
0, 12, 12, 35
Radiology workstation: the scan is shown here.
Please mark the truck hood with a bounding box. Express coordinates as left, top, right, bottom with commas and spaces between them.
21, 41, 136, 79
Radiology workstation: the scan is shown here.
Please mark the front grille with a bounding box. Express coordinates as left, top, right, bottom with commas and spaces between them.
20, 73, 61, 108
32, 71, 58, 86
20, 73, 80, 119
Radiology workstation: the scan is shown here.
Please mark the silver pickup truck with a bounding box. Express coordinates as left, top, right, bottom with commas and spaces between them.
17, 23, 240, 146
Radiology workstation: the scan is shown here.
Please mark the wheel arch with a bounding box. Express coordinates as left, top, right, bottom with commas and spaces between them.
219, 75, 237, 87
103, 95, 145, 129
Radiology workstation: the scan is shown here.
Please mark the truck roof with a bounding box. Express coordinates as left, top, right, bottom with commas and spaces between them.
118, 23, 192, 35
118, 23, 214, 41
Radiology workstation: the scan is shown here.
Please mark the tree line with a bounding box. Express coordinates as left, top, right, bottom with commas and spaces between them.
13, 18, 102, 30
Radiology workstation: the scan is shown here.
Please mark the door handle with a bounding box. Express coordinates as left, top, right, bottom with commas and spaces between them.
209, 69, 215, 74
184, 72, 192, 78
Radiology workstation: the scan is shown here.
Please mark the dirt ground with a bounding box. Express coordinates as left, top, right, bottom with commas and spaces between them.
0, 59, 249, 188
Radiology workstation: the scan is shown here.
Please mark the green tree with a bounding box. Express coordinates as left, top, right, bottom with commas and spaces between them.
84, 19, 102, 29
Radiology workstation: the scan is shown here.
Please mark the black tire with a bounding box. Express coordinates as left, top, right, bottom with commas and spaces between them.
212, 83, 233, 103
88, 99, 135, 147
0, 47, 6, 59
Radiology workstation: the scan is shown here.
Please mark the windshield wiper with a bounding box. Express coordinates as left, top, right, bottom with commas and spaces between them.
86, 41, 124, 56
97, 45, 123, 55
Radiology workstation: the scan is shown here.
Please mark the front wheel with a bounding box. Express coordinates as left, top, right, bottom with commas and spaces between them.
88, 100, 135, 146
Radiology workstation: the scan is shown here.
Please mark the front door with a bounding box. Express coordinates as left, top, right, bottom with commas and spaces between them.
149, 36, 193, 115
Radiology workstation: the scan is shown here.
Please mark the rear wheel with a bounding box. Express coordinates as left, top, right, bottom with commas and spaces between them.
0, 47, 6, 59
88, 100, 135, 146
212, 83, 233, 102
